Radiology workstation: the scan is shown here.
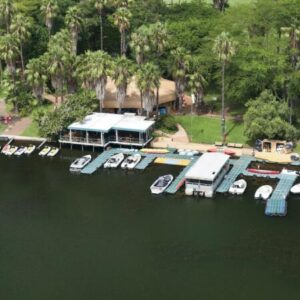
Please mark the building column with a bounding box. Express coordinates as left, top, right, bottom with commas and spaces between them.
86, 131, 89, 144
101, 132, 104, 145
69, 130, 72, 142
139, 132, 142, 144
116, 130, 119, 142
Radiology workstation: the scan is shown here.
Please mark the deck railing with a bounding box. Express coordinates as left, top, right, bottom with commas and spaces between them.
59, 136, 103, 145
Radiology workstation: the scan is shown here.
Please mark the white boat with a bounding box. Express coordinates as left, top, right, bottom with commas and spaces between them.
1, 144, 10, 155
47, 147, 59, 157
255, 185, 273, 200
291, 183, 300, 194
150, 174, 174, 194
70, 155, 92, 171
14, 146, 26, 156
6, 146, 18, 156
104, 153, 124, 169
229, 179, 247, 195
121, 154, 142, 170
24, 145, 36, 155
38, 146, 51, 156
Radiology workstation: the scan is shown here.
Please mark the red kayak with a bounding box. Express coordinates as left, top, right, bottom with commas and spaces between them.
207, 148, 236, 156
247, 168, 280, 175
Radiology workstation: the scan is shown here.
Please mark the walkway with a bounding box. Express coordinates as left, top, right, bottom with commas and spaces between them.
4, 117, 32, 136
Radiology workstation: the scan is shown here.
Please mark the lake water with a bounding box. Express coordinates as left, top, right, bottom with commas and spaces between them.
1, 149, 300, 299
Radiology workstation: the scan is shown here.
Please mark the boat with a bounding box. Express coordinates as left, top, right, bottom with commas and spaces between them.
247, 168, 280, 175
255, 185, 273, 200
24, 144, 36, 155
1, 144, 10, 155
47, 147, 60, 157
104, 153, 125, 168
6, 145, 18, 156
150, 174, 174, 194
14, 146, 26, 156
121, 153, 142, 170
38, 146, 51, 156
70, 155, 92, 171
229, 179, 247, 195
207, 147, 235, 156
140, 148, 169, 154
290, 183, 300, 194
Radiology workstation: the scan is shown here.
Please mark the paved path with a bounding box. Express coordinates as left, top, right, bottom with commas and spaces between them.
4, 117, 32, 136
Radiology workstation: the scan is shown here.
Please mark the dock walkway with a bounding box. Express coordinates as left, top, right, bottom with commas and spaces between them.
265, 174, 297, 217
217, 156, 254, 193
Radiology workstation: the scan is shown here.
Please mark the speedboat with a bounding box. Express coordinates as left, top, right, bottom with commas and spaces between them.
229, 179, 247, 195
38, 146, 51, 156
255, 185, 273, 200
291, 183, 300, 194
70, 155, 92, 171
121, 154, 142, 170
24, 144, 36, 155
1, 144, 10, 155
150, 174, 174, 194
14, 146, 26, 156
104, 153, 124, 169
47, 147, 59, 157
6, 145, 18, 156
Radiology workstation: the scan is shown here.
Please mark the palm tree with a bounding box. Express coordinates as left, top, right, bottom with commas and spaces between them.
65, 6, 83, 55
25, 56, 48, 101
77, 50, 112, 112
112, 7, 131, 56
136, 62, 160, 117
0, 0, 14, 33
94, 0, 107, 50
213, 32, 236, 143
40, 0, 59, 36
149, 22, 168, 58
111, 56, 133, 113
129, 25, 151, 65
170, 47, 191, 112
10, 13, 31, 75
109, 0, 133, 8
213, 0, 228, 12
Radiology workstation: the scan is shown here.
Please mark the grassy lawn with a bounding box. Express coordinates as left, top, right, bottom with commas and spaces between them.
21, 121, 40, 137
0, 123, 7, 134
174, 115, 248, 145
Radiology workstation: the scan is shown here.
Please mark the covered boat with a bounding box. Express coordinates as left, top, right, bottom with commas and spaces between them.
70, 155, 92, 171
6, 146, 18, 156
229, 179, 247, 195
47, 147, 60, 157
255, 185, 273, 200
150, 174, 173, 194
39, 146, 51, 156
1, 144, 10, 155
24, 144, 36, 155
121, 154, 142, 170
14, 146, 26, 156
104, 153, 124, 168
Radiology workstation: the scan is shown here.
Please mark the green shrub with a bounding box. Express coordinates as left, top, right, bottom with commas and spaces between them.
155, 115, 177, 133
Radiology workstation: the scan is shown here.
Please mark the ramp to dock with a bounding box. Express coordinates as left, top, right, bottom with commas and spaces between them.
265, 174, 297, 217
135, 154, 157, 170
217, 156, 254, 193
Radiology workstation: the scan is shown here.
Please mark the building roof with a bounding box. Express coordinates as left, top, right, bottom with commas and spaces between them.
185, 153, 230, 181
103, 77, 176, 109
68, 113, 155, 133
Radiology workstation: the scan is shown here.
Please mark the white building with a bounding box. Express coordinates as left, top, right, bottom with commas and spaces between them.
185, 153, 230, 197
59, 112, 155, 148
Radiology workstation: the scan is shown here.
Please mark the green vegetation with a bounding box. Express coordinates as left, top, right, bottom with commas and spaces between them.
21, 120, 39, 137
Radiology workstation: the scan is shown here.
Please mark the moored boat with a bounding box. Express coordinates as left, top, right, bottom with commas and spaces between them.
24, 144, 36, 155
47, 147, 60, 157
1, 144, 10, 155
150, 174, 173, 194
38, 146, 51, 156
70, 155, 92, 171
121, 153, 142, 170
14, 146, 26, 156
229, 179, 247, 195
207, 148, 235, 156
247, 168, 280, 175
104, 153, 124, 168
141, 148, 169, 154
6, 145, 18, 156
255, 185, 273, 200
290, 183, 300, 194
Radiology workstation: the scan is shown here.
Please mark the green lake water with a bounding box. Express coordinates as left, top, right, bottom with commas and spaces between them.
1, 149, 300, 299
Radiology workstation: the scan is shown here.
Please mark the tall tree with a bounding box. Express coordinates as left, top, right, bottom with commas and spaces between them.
0, 0, 14, 33
136, 62, 160, 117
40, 0, 58, 37
170, 47, 191, 112
111, 56, 134, 113
65, 5, 83, 55
10, 13, 31, 75
94, 0, 107, 50
25, 56, 48, 101
149, 22, 168, 58
112, 7, 131, 56
213, 32, 236, 143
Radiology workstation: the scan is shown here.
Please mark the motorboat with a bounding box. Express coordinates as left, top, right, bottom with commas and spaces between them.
247, 168, 280, 175
255, 185, 273, 200
121, 153, 142, 170
290, 183, 300, 194
150, 174, 174, 194
14, 146, 26, 156
1, 144, 10, 155
38, 146, 51, 156
140, 148, 169, 154
70, 155, 92, 171
104, 153, 124, 168
47, 147, 60, 157
229, 179, 247, 195
6, 145, 18, 156
24, 144, 36, 155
